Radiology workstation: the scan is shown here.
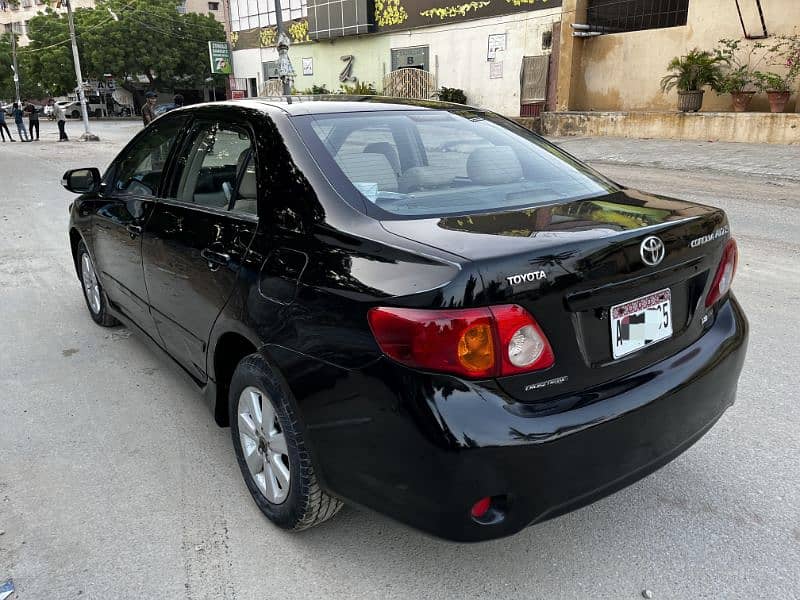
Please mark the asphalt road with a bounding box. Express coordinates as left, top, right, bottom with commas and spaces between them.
1, 121, 798, 600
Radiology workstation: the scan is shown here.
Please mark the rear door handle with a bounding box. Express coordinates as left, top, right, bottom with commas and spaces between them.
127, 224, 142, 238
201, 247, 231, 270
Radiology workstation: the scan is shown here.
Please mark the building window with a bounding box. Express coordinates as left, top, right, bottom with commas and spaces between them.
176, 0, 187, 13
208, 1, 219, 9
229, 0, 307, 32
587, 0, 690, 33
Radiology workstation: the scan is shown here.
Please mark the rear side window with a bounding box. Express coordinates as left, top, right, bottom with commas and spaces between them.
296, 111, 616, 218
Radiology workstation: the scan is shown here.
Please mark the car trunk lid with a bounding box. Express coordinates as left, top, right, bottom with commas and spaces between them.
380, 190, 731, 404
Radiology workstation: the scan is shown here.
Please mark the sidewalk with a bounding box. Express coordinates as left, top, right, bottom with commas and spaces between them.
547, 136, 799, 183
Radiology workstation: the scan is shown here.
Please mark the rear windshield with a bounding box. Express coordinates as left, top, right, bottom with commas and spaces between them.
294, 110, 617, 218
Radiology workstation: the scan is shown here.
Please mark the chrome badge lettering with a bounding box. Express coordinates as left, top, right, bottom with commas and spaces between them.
506, 270, 547, 286
525, 375, 568, 392
690, 225, 729, 248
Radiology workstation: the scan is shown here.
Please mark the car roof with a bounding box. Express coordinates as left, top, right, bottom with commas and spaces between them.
180, 95, 486, 117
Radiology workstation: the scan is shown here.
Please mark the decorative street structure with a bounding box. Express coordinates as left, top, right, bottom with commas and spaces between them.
273, 0, 294, 95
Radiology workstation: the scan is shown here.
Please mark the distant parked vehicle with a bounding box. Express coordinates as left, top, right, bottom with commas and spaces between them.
49, 98, 107, 119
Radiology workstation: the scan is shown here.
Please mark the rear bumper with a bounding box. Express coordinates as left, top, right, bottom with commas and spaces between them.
283, 296, 748, 542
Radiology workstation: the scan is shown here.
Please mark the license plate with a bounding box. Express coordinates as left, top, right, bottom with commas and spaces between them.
611, 288, 672, 359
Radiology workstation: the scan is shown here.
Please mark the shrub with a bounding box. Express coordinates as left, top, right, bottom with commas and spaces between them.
339, 81, 378, 95
712, 39, 765, 93
438, 87, 467, 104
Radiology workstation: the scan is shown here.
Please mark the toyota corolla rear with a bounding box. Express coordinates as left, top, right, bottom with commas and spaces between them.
291, 103, 748, 541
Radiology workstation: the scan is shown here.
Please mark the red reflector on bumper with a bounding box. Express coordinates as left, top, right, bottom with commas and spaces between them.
470, 497, 491, 519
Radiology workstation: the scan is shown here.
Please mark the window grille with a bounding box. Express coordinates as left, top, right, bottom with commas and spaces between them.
587, 0, 689, 33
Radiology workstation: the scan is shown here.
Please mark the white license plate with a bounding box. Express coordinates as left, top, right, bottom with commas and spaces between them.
611, 288, 672, 359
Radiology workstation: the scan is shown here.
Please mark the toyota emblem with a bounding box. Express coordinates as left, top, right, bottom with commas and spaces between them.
640, 236, 665, 266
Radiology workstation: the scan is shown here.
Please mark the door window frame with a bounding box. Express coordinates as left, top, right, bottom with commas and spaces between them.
158, 116, 261, 224
104, 113, 191, 201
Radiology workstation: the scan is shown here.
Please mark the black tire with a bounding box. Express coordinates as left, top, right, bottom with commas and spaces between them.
229, 353, 343, 531
77, 241, 119, 327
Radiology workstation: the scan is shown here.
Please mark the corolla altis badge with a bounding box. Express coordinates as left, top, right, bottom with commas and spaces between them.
640, 236, 665, 267
690, 225, 729, 248
525, 375, 569, 392
506, 270, 547, 286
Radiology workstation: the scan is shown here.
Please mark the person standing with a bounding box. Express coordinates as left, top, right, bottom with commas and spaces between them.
49, 99, 68, 141
25, 102, 40, 141
141, 91, 157, 126
12, 103, 29, 142
171, 93, 184, 110
0, 105, 15, 142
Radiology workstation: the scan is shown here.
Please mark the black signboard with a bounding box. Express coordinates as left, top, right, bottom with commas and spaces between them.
374, 0, 561, 32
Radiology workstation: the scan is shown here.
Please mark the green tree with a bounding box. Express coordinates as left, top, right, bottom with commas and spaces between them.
1, 33, 40, 100
20, 0, 226, 96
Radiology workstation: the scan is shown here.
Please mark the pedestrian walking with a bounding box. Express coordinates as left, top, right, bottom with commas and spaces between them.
25, 102, 40, 141
49, 99, 68, 141
141, 91, 157, 126
12, 103, 30, 142
0, 105, 15, 142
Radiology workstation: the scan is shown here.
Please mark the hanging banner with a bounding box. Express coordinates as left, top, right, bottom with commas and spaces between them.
208, 41, 233, 75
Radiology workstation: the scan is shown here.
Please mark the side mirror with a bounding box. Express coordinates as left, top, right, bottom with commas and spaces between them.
62, 168, 102, 194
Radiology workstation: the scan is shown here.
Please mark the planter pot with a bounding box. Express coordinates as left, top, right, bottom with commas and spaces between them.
677, 90, 704, 113
730, 91, 756, 112
767, 91, 791, 113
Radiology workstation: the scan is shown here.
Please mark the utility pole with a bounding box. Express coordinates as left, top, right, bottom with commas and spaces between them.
10, 24, 21, 105
272, 0, 294, 96
64, 0, 99, 140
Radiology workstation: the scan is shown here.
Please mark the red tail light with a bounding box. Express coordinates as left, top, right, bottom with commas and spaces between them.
367, 305, 554, 379
705, 239, 738, 307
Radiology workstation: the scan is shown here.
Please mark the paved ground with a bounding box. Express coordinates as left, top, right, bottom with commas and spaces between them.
1, 122, 798, 600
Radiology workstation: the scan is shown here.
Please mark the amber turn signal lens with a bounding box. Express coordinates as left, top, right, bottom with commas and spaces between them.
457, 323, 495, 372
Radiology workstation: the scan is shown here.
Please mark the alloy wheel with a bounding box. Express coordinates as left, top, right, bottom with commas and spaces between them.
237, 386, 291, 504
81, 252, 101, 315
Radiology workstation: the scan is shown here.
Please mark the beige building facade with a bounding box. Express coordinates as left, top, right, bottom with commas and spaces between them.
557, 0, 800, 113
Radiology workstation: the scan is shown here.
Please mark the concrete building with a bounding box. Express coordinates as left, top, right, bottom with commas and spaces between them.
0, 0, 94, 45
228, 0, 563, 115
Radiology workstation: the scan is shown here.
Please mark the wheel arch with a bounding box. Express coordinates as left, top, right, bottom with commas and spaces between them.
69, 227, 84, 279
208, 327, 263, 427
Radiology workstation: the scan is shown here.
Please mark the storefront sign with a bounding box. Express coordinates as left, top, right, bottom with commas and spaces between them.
208, 41, 233, 75
375, 0, 561, 32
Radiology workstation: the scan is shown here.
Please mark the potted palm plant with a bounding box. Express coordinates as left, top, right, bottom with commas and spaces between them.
661, 49, 723, 112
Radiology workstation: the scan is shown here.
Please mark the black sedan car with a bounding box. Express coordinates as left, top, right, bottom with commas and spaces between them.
63, 97, 747, 542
